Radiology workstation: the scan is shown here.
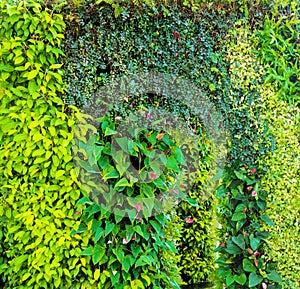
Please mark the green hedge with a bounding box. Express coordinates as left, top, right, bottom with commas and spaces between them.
257, 1, 300, 286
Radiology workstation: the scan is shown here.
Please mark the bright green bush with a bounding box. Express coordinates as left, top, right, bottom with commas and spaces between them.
217, 14, 300, 288
255, 3, 300, 285
0, 1, 95, 287
258, 83, 300, 289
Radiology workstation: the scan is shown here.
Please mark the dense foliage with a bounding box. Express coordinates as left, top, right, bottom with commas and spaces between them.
0, 1, 97, 288
60, 1, 236, 284
216, 3, 300, 288
0, 0, 299, 288
72, 110, 190, 288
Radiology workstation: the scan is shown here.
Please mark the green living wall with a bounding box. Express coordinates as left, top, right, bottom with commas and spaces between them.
0, 0, 299, 288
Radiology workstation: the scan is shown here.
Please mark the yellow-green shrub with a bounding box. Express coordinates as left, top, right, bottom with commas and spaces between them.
223, 17, 300, 288
258, 84, 300, 288
256, 2, 300, 285
0, 1, 96, 288
216, 21, 283, 289
176, 136, 217, 285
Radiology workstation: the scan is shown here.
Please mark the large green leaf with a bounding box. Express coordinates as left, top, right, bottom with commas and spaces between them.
234, 273, 247, 285
232, 211, 246, 221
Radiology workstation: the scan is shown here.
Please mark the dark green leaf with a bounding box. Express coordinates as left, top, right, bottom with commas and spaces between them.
92, 244, 106, 265
232, 211, 246, 221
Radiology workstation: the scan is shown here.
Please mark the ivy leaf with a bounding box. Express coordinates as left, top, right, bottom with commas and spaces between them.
115, 137, 129, 153
186, 198, 198, 208
123, 255, 132, 273
166, 155, 180, 172
234, 170, 245, 180
232, 211, 246, 221
226, 275, 235, 286
92, 244, 106, 265
81, 246, 93, 256
225, 241, 242, 254
104, 127, 117, 136
234, 273, 247, 285
115, 177, 130, 189
76, 196, 93, 206
105, 221, 115, 236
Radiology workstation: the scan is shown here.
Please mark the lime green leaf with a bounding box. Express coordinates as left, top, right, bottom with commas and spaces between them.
27, 70, 39, 80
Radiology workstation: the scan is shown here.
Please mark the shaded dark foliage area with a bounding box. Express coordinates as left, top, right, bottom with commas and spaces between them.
61, 1, 270, 167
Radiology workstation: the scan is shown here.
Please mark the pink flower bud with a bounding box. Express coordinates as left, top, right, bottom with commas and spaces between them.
146, 113, 153, 119
150, 173, 158, 180
186, 217, 194, 224
252, 191, 257, 197
133, 204, 142, 212
262, 282, 268, 289
251, 168, 257, 174
254, 251, 260, 256
173, 31, 180, 39
114, 116, 122, 120
132, 233, 137, 241
220, 242, 225, 247
123, 238, 129, 244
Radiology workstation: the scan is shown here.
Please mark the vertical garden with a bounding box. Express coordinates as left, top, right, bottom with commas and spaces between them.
0, 0, 299, 288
